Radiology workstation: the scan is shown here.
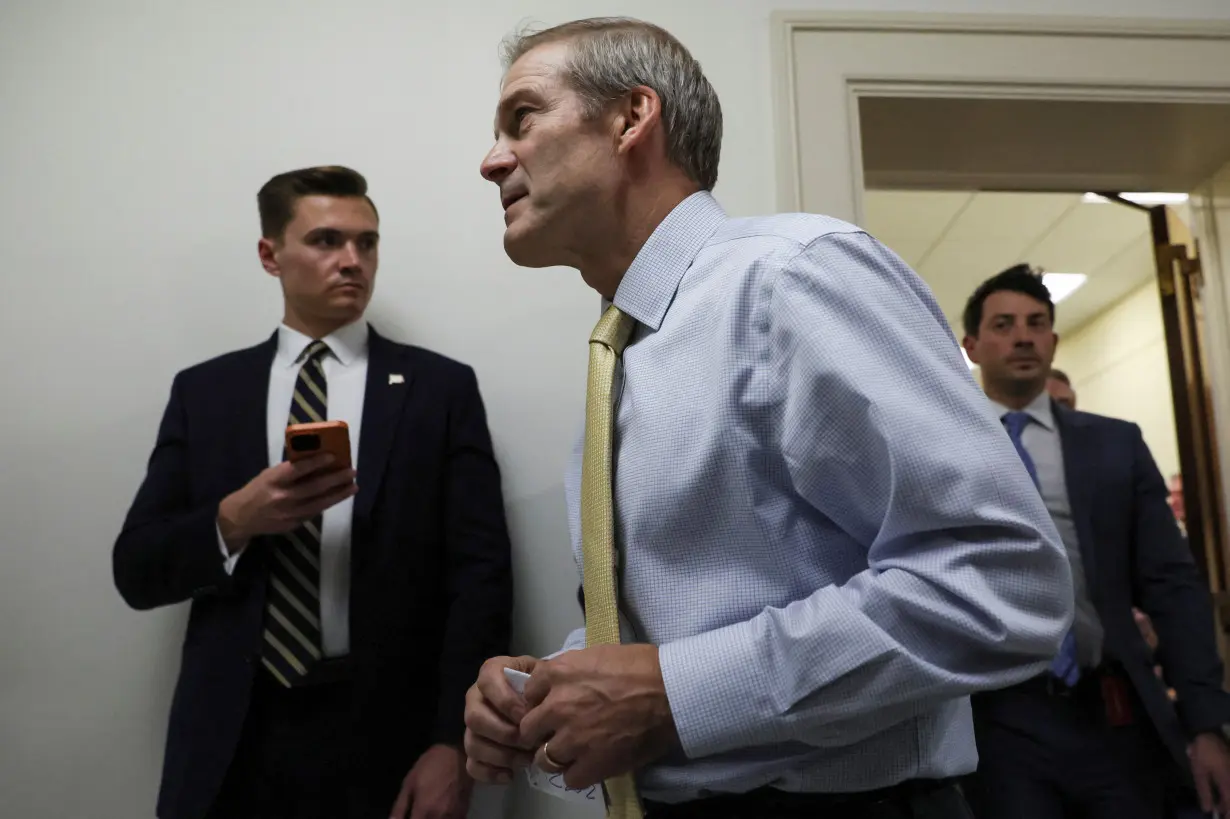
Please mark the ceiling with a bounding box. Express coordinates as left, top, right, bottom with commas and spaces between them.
862, 190, 1168, 338
859, 98, 1230, 194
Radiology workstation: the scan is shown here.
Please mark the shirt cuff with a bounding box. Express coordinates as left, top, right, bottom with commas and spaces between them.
217, 523, 245, 575
546, 627, 587, 659
658, 621, 769, 760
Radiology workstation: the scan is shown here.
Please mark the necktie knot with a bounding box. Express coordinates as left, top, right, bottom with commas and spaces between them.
301, 340, 332, 365
1002, 410, 1031, 440
590, 305, 636, 355
1001, 410, 1039, 489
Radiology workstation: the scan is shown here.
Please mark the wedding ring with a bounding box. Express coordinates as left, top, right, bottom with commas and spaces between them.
542, 740, 567, 771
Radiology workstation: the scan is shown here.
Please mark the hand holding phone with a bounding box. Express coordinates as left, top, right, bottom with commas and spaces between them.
217, 422, 356, 551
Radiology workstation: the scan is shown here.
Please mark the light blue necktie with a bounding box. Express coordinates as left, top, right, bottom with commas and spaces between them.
1002, 411, 1081, 688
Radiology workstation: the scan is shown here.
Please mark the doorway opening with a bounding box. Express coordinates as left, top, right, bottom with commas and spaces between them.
856, 94, 1230, 666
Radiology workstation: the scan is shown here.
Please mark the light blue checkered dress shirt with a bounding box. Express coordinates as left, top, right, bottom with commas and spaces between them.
557, 192, 1073, 803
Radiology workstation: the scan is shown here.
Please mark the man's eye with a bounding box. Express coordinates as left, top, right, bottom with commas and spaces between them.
515, 107, 531, 123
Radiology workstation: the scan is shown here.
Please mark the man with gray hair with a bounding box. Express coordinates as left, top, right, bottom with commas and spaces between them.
463, 17, 1073, 819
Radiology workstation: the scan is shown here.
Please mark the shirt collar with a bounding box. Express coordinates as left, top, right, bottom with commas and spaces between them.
989, 390, 1056, 432
610, 191, 728, 331
276, 319, 369, 369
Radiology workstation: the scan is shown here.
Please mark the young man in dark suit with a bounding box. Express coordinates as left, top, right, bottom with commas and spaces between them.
961, 264, 1230, 819
113, 166, 513, 819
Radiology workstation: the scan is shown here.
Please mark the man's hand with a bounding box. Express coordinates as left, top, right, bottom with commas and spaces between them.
389, 744, 472, 819
1189, 732, 1230, 816
520, 644, 679, 790
1133, 607, 1159, 653
217, 453, 356, 553
1133, 607, 1174, 695
463, 655, 539, 784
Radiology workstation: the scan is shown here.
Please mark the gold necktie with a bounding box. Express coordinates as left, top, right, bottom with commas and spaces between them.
581, 305, 643, 819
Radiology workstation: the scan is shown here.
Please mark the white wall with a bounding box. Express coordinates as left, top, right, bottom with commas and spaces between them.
5, 2, 1230, 818
1054, 283, 1181, 479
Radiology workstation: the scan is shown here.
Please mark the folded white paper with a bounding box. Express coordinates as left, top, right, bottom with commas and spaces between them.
502, 667, 605, 811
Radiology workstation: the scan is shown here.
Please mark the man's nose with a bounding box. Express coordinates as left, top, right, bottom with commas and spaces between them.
340, 241, 361, 269
481, 143, 515, 184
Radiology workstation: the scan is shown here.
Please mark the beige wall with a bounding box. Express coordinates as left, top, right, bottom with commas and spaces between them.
1054, 283, 1181, 479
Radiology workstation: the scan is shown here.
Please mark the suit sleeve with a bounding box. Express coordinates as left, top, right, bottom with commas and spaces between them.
113, 374, 235, 610
1131, 425, 1230, 736
433, 366, 514, 746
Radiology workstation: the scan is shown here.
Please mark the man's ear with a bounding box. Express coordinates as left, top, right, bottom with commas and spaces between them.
258, 237, 280, 277
613, 85, 662, 155
962, 335, 980, 365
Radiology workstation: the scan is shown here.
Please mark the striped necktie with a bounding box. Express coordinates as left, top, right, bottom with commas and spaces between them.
261, 339, 331, 687
581, 305, 643, 819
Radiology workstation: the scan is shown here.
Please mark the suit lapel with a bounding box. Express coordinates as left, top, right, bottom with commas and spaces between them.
232, 332, 278, 485
1055, 402, 1102, 604
356, 326, 413, 520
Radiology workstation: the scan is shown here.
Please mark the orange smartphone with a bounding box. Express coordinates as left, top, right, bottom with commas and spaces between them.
285, 421, 352, 470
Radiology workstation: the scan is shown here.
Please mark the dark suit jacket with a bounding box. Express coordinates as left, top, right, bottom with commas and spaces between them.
113, 327, 513, 819
983, 401, 1230, 771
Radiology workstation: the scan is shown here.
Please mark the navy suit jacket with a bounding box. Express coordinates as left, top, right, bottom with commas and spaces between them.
113, 327, 513, 819
1050, 402, 1230, 766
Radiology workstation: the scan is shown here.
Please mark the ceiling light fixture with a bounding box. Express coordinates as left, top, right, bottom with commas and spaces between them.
1043, 272, 1087, 304
1082, 192, 1189, 206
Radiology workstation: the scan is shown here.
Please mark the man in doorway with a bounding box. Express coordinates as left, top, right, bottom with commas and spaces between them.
1047, 367, 1077, 410
1169, 473, 1188, 536
960, 263, 1230, 819
463, 17, 1074, 819
113, 166, 513, 819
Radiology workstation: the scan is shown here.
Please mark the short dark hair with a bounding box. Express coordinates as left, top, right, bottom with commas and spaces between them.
962, 263, 1055, 337
257, 165, 377, 239
1048, 368, 1071, 385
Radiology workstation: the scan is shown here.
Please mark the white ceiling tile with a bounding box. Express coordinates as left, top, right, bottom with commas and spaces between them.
863, 191, 974, 257
917, 192, 1081, 285
932, 192, 1081, 247
878, 237, 938, 268
868, 189, 1154, 340
1052, 235, 1156, 335
921, 239, 1029, 287
1023, 200, 1151, 280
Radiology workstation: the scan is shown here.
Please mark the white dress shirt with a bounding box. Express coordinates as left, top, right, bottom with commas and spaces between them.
217, 320, 369, 658
991, 391, 1105, 668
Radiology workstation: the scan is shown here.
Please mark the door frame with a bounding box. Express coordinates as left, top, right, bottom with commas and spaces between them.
1151, 206, 1230, 592
771, 11, 1230, 219
770, 10, 1230, 618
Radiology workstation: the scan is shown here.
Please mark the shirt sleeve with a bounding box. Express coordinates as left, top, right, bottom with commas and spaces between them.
217, 523, 245, 575
658, 230, 1075, 759
548, 627, 588, 659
